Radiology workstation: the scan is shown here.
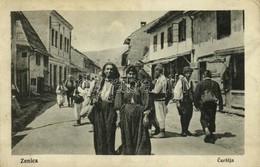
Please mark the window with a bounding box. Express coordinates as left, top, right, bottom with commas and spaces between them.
44, 56, 48, 67
167, 26, 173, 46
60, 34, 63, 49
64, 67, 67, 80
67, 39, 70, 52
50, 64, 52, 86
217, 11, 231, 39
161, 32, 164, 49
36, 53, 41, 65
84, 60, 88, 68
31, 78, 36, 85
51, 29, 55, 46
59, 66, 62, 83
153, 35, 157, 52
64, 37, 67, 52
178, 18, 186, 42
55, 31, 58, 47
22, 52, 27, 58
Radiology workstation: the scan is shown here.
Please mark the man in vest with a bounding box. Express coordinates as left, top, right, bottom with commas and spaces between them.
174, 66, 194, 137
65, 75, 75, 107
194, 70, 223, 143
151, 64, 168, 138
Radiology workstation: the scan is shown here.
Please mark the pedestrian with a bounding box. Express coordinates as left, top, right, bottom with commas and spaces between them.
134, 61, 159, 137
79, 75, 92, 119
65, 75, 75, 107
56, 81, 65, 108
151, 64, 168, 138
73, 80, 85, 126
194, 70, 223, 143
115, 65, 151, 155
173, 66, 194, 137
91, 62, 121, 155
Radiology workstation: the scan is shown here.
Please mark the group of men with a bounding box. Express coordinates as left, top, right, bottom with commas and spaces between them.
63, 74, 98, 108
135, 62, 223, 143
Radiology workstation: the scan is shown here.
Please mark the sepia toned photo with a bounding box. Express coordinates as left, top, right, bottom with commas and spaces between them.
1, 0, 259, 167
11, 10, 244, 156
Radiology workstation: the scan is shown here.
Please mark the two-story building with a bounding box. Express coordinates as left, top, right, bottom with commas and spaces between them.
11, 12, 51, 96
23, 10, 73, 90
145, 11, 194, 80
144, 10, 244, 115
189, 10, 244, 115
122, 21, 159, 77
71, 47, 101, 80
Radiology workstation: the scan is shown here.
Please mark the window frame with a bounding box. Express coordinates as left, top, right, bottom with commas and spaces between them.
216, 11, 231, 40
161, 32, 164, 49
153, 35, 158, 52
167, 26, 173, 46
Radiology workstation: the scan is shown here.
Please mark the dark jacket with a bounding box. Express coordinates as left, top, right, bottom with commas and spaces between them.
194, 78, 223, 110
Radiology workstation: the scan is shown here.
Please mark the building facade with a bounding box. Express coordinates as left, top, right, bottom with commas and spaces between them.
122, 21, 158, 76
11, 12, 51, 96
23, 11, 73, 90
191, 11, 244, 114
145, 10, 244, 115
71, 47, 101, 80
146, 11, 194, 80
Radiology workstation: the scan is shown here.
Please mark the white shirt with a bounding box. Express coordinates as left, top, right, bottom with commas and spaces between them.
100, 80, 113, 101
152, 74, 167, 94
174, 76, 193, 100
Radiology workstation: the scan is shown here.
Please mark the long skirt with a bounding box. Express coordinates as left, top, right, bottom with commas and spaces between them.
57, 94, 65, 106
94, 101, 116, 155
120, 103, 151, 155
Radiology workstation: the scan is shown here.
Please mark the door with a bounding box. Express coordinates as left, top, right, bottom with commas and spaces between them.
37, 77, 44, 93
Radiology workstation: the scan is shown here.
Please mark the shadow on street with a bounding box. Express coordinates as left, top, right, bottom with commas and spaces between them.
23, 120, 76, 131
12, 134, 27, 148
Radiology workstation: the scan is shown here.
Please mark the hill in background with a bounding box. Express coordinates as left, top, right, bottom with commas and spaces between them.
84, 46, 128, 68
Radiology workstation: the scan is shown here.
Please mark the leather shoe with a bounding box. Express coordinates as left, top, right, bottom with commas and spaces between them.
153, 132, 166, 138
186, 131, 193, 136
180, 132, 187, 137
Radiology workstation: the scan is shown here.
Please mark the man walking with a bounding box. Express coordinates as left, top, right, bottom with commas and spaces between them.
194, 70, 223, 143
173, 66, 194, 137
65, 75, 75, 107
151, 64, 168, 138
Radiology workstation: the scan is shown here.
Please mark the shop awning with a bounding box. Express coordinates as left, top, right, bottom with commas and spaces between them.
214, 46, 244, 56
143, 51, 191, 65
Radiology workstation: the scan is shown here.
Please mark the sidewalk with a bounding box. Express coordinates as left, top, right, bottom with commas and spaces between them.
12, 93, 56, 135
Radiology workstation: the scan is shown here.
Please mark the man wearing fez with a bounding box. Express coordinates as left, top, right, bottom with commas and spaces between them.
151, 64, 168, 138
174, 66, 194, 137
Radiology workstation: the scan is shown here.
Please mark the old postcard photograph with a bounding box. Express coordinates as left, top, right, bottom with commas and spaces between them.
0, 0, 259, 167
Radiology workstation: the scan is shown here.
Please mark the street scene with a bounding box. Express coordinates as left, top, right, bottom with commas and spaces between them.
11, 10, 245, 156
12, 101, 243, 155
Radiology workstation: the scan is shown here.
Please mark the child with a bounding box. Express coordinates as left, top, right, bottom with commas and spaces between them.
56, 81, 65, 108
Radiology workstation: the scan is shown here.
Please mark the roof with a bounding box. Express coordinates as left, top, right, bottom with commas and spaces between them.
51, 10, 73, 30
71, 46, 101, 69
11, 11, 51, 57
146, 11, 184, 33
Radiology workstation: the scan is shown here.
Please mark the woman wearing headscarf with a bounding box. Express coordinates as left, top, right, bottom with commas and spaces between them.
91, 62, 121, 155
115, 65, 152, 155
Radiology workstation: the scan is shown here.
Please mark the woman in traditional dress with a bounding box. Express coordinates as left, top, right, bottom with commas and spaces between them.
115, 65, 152, 155
56, 81, 66, 108
91, 62, 120, 155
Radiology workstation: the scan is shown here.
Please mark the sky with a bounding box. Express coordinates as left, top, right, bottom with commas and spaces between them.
57, 11, 166, 52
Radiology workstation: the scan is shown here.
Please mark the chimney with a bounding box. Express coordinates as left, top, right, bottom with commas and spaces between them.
141, 22, 146, 27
